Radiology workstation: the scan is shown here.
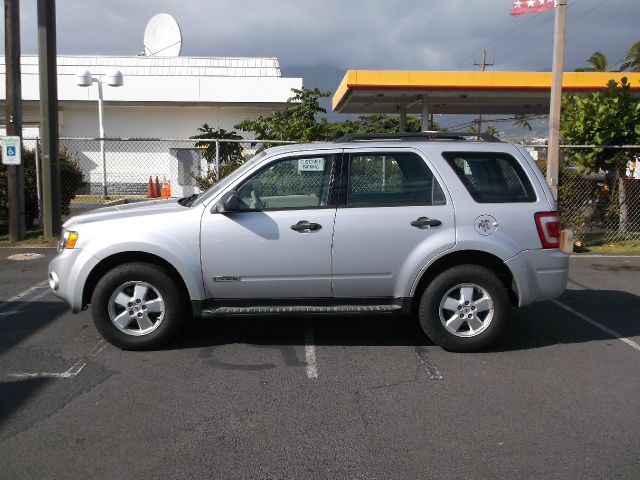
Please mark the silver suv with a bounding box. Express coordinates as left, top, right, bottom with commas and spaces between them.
49, 133, 568, 352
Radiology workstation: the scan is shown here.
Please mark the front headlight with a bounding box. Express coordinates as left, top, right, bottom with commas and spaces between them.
58, 229, 79, 253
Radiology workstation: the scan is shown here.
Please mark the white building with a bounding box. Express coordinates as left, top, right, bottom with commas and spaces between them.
0, 55, 302, 197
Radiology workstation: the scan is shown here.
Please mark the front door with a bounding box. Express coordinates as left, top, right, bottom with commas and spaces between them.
200, 152, 339, 300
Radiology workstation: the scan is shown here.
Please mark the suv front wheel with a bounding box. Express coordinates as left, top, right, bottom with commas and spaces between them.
418, 265, 509, 352
91, 262, 186, 350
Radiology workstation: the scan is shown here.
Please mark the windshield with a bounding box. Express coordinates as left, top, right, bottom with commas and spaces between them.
191, 151, 268, 207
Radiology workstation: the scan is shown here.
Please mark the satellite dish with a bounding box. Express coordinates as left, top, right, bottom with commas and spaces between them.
143, 13, 182, 56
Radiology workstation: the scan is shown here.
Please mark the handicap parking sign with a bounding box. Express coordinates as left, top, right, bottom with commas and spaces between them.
1, 136, 21, 165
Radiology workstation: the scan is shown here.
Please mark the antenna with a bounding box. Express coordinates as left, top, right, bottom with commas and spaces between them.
143, 13, 182, 57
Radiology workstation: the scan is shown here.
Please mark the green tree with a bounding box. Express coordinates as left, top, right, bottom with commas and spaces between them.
235, 87, 331, 146
620, 40, 640, 72
575, 51, 610, 72
190, 124, 244, 190
560, 77, 640, 233
235, 87, 442, 144
328, 113, 434, 139
513, 114, 533, 142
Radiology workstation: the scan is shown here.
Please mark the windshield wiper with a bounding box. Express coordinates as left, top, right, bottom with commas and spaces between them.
177, 193, 200, 207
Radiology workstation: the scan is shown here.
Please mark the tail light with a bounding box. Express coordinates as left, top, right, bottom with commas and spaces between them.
534, 212, 560, 248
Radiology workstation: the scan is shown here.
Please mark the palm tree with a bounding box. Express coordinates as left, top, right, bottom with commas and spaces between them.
620, 40, 640, 72
575, 51, 609, 72
513, 114, 532, 143
484, 125, 500, 138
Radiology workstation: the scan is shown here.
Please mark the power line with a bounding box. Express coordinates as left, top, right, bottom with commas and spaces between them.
452, 8, 547, 69
566, 0, 615, 25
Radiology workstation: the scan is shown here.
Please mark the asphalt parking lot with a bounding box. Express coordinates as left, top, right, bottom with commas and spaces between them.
0, 248, 639, 479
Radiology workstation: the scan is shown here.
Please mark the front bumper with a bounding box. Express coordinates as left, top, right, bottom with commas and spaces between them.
505, 248, 569, 307
48, 248, 100, 313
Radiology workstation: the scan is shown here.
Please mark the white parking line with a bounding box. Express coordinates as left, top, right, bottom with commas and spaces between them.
414, 347, 443, 380
0, 285, 52, 318
551, 299, 640, 352
5, 339, 109, 379
305, 322, 318, 379
570, 255, 640, 258
0, 280, 49, 308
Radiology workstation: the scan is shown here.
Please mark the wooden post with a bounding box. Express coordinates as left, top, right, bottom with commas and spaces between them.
38, 0, 61, 237
4, 0, 25, 241
547, 0, 568, 201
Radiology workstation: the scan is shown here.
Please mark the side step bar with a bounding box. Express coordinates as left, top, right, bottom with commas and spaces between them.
201, 304, 402, 316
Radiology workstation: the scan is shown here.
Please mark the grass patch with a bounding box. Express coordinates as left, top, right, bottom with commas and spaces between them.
0, 228, 57, 246
72, 194, 145, 205
574, 242, 640, 254
574, 232, 640, 253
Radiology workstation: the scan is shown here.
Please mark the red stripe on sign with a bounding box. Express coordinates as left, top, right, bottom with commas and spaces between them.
510, 0, 554, 16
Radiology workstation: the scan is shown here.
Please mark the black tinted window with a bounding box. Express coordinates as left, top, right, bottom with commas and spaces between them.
443, 151, 536, 203
347, 152, 446, 207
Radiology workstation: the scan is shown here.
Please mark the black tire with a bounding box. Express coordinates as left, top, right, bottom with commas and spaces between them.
91, 262, 187, 350
418, 265, 510, 352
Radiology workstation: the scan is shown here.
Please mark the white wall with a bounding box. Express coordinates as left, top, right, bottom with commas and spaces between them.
59, 104, 269, 138
2, 70, 301, 105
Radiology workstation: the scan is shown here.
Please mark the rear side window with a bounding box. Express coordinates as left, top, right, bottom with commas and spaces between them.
442, 151, 536, 203
347, 152, 446, 207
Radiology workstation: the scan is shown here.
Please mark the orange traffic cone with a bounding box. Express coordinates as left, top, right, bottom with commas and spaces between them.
146, 176, 156, 198
155, 176, 161, 198
160, 177, 170, 198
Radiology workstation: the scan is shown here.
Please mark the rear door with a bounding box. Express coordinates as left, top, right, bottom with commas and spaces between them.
331, 148, 456, 300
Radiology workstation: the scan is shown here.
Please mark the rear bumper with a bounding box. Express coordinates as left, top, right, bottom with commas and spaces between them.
505, 249, 569, 307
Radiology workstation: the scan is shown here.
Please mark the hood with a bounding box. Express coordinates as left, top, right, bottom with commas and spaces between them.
63, 198, 190, 228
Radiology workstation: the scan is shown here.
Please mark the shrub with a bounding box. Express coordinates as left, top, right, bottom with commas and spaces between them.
0, 148, 85, 230
537, 159, 602, 234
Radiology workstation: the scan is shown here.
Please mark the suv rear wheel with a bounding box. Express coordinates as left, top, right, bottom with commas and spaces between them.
418, 265, 509, 352
91, 262, 186, 350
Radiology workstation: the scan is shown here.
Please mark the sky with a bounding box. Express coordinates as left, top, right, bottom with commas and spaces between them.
2, 0, 639, 133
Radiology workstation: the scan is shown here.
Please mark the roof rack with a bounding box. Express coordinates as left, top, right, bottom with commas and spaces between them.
334, 132, 503, 143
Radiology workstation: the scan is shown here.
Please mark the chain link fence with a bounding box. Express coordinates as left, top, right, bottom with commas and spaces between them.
524, 145, 640, 246
52, 137, 294, 215
3, 137, 639, 247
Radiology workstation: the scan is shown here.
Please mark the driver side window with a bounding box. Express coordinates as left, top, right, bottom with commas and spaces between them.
237, 155, 334, 211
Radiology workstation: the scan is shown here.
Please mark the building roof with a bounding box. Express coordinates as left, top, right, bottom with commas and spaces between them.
0, 55, 302, 107
332, 70, 640, 115
1, 55, 282, 78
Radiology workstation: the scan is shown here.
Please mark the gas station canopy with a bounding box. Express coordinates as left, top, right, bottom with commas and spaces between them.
332, 70, 640, 115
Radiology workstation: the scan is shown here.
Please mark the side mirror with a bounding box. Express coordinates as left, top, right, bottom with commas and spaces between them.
213, 190, 239, 213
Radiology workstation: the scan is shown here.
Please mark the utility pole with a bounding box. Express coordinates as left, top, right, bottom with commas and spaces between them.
547, 0, 567, 200
38, 0, 61, 237
473, 48, 494, 134
4, 0, 25, 241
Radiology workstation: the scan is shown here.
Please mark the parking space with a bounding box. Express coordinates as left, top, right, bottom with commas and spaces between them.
0, 253, 639, 479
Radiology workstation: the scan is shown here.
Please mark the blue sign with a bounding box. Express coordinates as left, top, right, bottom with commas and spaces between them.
7, 146, 16, 156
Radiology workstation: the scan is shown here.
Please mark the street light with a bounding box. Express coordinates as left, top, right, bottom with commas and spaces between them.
76, 69, 123, 198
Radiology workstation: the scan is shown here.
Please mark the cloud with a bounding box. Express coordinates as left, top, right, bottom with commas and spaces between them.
4, 0, 637, 78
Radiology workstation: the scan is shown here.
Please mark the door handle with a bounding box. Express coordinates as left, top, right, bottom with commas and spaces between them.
411, 217, 442, 228
290, 220, 322, 232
